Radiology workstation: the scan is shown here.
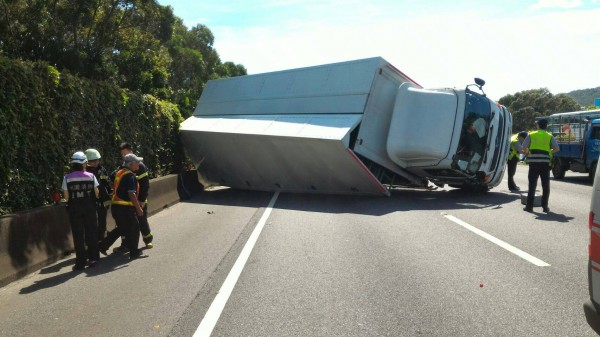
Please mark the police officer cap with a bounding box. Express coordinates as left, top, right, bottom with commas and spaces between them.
535, 119, 548, 128
70, 151, 87, 164
518, 131, 528, 138
123, 153, 144, 164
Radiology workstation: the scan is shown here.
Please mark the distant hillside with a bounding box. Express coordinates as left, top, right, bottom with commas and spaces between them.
565, 87, 600, 107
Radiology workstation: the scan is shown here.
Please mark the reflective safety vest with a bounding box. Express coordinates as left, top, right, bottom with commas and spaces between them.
508, 134, 520, 160
111, 169, 139, 206
526, 130, 552, 164
116, 162, 149, 204
65, 171, 96, 206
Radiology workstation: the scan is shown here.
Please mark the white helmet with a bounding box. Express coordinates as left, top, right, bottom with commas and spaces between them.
85, 148, 101, 161
70, 151, 88, 164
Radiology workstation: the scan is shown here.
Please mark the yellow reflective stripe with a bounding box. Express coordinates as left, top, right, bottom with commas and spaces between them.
112, 200, 134, 206
137, 172, 148, 179
103, 200, 112, 207
143, 232, 153, 239
508, 134, 519, 160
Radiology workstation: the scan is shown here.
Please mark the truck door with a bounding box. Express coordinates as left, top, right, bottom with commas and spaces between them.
582, 121, 591, 160
587, 124, 600, 175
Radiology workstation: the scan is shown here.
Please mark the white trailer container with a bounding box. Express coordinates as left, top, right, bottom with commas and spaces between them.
180, 57, 512, 196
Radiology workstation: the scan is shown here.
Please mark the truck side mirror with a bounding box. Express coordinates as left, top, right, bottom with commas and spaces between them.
467, 78, 487, 97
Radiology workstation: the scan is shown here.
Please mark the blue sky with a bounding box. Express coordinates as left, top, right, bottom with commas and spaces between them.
157, 0, 600, 101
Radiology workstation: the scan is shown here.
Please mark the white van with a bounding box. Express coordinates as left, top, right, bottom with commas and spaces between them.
584, 162, 600, 332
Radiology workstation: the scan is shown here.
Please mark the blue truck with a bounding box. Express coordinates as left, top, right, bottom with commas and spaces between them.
547, 109, 600, 180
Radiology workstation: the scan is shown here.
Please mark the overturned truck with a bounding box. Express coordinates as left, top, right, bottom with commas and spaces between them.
180, 57, 512, 196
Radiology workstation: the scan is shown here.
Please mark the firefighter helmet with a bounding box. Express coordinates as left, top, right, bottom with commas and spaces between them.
85, 148, 101, 161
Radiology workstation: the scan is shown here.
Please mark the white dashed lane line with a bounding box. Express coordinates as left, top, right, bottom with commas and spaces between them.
444, 214, 550, 267
193, 192, 280, 337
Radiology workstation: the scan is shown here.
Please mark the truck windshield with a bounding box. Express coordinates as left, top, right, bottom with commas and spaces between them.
453, 92, 492, 175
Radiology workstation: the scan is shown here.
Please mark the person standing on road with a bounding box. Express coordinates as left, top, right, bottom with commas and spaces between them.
85, 149, 112, 240
100, 154, 148, 260
507, 131, 528, 192
522, 119, 560, 213
114, 142, 154, 250
62, 151, 100, 270
115, 142, 154, 252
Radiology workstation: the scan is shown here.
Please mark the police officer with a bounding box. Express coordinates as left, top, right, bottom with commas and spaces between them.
119, 142, 153, 249
99, 153, 148, 260
62, 151, 100, 270
522, 119, 560, 213
85, 149, 112, 240
507, 131, 528, 192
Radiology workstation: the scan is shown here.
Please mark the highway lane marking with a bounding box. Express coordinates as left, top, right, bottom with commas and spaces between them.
444, 214, 550, 267
193, 192, 280, 337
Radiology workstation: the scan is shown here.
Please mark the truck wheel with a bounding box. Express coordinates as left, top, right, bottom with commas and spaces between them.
590, 163, 597, 181
552, 158, 566, 179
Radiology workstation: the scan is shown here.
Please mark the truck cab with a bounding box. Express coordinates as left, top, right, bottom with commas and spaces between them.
386, 84, 512, 190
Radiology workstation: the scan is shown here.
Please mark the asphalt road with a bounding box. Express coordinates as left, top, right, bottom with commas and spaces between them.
0, 165, 597, 337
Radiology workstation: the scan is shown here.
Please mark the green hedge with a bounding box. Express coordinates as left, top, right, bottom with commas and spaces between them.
0, 56, 185, 215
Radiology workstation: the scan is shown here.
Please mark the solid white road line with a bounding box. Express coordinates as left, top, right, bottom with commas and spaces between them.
193, 192, 280, 337
444, 214, 550, 267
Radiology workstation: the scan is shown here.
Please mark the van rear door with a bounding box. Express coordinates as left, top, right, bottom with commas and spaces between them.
584, 163, 600, 332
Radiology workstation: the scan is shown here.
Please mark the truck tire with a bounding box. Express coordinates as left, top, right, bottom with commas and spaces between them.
590, 162, 597, 181
552, 158, 566, 179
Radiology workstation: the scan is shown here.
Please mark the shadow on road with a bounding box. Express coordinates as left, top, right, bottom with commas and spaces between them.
18, 250, 137, 294
19, 258, 80, 294
533, 211, 575, 223
552, 175, 593, 187
181, 186, 523, 216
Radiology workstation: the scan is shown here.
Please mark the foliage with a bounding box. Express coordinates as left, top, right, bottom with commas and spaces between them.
0, 56, 183, 215
0, 0, 247, 116
566, 87, 600, 107
0, 1, 248, 215
498, 88, 581, 132
167, 19, 247, 117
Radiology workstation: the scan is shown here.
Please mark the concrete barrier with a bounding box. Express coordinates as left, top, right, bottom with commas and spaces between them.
0, 170, 202, 287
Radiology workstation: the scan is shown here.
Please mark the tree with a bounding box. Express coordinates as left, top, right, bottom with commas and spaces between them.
166, 20, 247, 117
217, 61, 247, 78
0, 1, 246, 117
0, 0, 176, 90
499, 88, 581, 132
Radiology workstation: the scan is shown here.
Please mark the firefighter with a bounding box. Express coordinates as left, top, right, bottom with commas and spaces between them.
99, 153, 148, 260
85, 149, 112, 240
62, 151, 100, 270
522, 119, 560, 213
507, 131, 528, 192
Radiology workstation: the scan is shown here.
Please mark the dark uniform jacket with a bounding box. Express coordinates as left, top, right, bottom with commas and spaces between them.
114, 161, 150, 203
87, 164, 112, 207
